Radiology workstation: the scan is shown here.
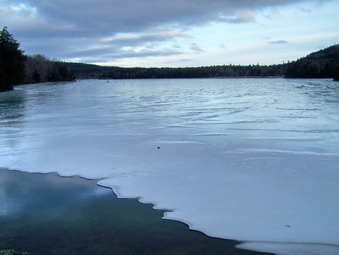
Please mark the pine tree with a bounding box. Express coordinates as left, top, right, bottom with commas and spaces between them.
0, 26, 26, 92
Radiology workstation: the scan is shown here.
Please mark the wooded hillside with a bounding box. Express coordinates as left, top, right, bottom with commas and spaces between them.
284, 44, 339, 79
65, 45, 339, 80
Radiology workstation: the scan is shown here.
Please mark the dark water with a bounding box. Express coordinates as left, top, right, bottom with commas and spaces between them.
0, 168, 270, 255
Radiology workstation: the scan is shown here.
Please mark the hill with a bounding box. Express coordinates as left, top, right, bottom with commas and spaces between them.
284, 44, 339, 79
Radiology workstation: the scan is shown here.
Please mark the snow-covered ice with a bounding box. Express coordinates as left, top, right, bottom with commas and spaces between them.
1, 78, 339, 254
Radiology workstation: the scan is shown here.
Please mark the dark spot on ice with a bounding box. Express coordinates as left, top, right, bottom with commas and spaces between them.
157, 147, 160, 149
286, 225, 290, 228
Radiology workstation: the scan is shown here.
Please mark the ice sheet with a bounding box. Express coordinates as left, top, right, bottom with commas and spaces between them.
237, 242, 339, 255
1, 78, 339, 254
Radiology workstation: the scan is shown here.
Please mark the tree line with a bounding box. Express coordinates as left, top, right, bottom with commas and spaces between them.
0, 26, 26, 91
65, 62, 285, 80
0, 27, 74, 92
65, 44, 339, 80
1, 26, 338, 92
24, 54, 75, 84
284, 44, 339, 80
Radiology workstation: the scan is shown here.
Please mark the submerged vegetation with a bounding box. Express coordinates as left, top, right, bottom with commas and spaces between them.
1, 25, 338, 92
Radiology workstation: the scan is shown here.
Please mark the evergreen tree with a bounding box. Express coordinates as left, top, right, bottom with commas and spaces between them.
334, 63, 339, 81
0, 26, 26, 92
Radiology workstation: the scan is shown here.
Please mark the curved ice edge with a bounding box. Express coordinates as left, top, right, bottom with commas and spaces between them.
7, 168, 244, 248
97, 179, 174, 212
97, 179, 269, 254
5, 167, 339, 255
237, 241, 339, 255
102, 184, 250, 247
97, 177, 339, 255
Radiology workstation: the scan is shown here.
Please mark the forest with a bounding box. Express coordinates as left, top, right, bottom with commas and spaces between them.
65, 62, 284, 79
0, 27, 74, 92
1, 25, 338, 93
65, 44, 339, 80
284, 44, 339, 80
24, 54, 75, 84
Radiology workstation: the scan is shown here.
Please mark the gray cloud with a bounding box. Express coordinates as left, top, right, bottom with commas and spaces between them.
0, 0, 328, 64
69, 48, 184, 64
270, 40, 289, 44
6, 0, 324, 32
190, 43, 204, 53
103, 31, 190, 46
218, 11, 256, 23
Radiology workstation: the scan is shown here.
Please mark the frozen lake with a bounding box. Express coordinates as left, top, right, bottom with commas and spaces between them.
1, 78, 339, 254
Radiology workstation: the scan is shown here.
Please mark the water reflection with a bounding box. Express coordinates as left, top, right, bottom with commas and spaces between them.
0, 168, 269, 255
0, 90, 26, 122
0, 90, 27, 152
0, 168, 107, 219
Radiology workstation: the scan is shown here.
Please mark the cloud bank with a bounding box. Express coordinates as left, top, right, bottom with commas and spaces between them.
0, 0, 333, 65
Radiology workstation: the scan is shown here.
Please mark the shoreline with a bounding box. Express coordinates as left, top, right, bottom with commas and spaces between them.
0, 168, 271, 255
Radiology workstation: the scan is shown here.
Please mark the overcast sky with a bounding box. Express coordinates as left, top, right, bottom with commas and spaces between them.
1, 0, 338, 67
